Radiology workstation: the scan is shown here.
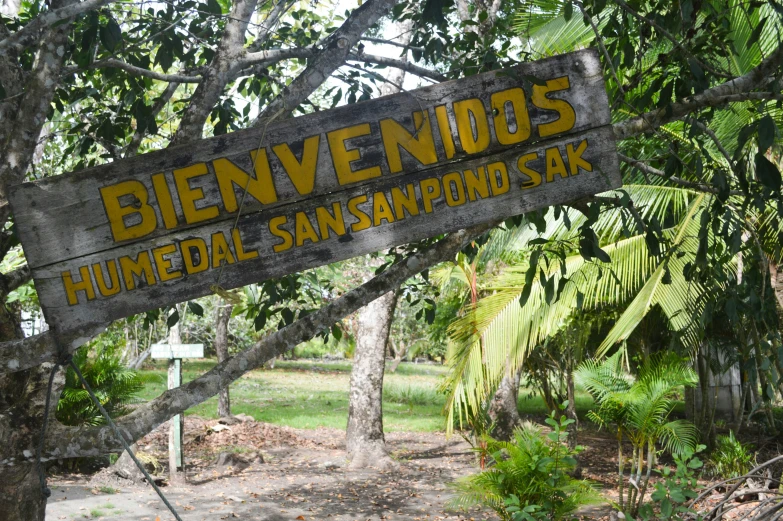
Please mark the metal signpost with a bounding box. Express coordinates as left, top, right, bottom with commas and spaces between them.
9, 48, 623, 333
151, 343, 204, 482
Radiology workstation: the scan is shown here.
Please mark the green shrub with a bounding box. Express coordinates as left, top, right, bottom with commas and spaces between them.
449, 411, 600, 521
708, 431, 754, 479
383, 382, 441, 410
638, 445, 704, 521
56, 347, 143, 426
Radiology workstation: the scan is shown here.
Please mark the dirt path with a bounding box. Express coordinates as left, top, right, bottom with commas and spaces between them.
46, 418, 498, 521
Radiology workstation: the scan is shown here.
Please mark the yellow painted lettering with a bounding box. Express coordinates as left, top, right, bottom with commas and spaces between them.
532, 76, 576, 138
347, 195, 372, 232
151, 173, 178, 229
211, 232, 235, 267
380, 111, 438, 173
100, 180, 157, 242
295, 212, 320, 246
214, 153, 277, 213
119, 251, 156, 290
269, 216, 293, 253
92, 260, 120, 297
180, 238, 209, 274
518, 153, 542, 190
420, 178, 442, 213
464, 167, 489, 201
174, 163, 219, 224
488, 161, 510, 195
566, 140, 592, 175
453, 98, 490, 154
272, 135, 320, 196
434, 105, 456, 159
491, 87, 531, 145
391, 184, 420, 219
315, 203, 346, 240
152, 243, 182, 282
545, 147, 568, 182
62, 266, 95, 305
232, 228, 258, 261
327, 124, 381, 185
373, 192, 396, 226
443, 172, 466, 207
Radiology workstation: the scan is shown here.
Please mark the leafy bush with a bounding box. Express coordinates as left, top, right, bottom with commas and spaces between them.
449, 410, 600, 521
56, 347, 143, 426
638, 445, 705, 521
708, 431, 754, 479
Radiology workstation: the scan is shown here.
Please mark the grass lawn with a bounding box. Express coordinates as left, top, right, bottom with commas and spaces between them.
137, 358, 596, 432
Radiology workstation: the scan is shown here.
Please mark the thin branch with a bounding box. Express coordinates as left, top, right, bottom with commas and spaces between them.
40, 222, 494, 461
361, 36, 425, 53
349, 51, 446, 82
253, 0, 400, 126
685, 116, 734, 168
0, 0, 121, 53
125, 82, 180, 157
618, 153, 743, 196
240, 47, 313, 68
246, 0, 296, 52
63, 58, 202, 82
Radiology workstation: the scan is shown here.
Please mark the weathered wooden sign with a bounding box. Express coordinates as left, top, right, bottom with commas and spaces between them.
9, 48, 622, 332
151, 343, 205, 359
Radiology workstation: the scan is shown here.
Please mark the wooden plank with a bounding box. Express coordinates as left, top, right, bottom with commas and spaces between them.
10, 48, 609, 270
151, 344, 205, 359
31, 124, 622, 331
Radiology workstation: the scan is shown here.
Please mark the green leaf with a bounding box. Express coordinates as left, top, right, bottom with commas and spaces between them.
99, 19, 122, 52
758, 115, 777, 152
166, 309, 179, 328
563, 0, 573, 21
660, 498, 673, 519
254, 311, 266, 331
747, 18, 768, 49
187, 301, 204, 317
206, 0, 223, 14
755, 153, 781, 192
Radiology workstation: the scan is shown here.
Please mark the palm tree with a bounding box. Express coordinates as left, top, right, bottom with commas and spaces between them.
575, 353, 699, 515
442, 0, 783, 438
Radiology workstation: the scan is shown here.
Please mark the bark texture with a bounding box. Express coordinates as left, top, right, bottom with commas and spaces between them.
488, 370, 522, 441
346, 291, 397, 470
215, 303, 233, 418
167, 319, 184, 483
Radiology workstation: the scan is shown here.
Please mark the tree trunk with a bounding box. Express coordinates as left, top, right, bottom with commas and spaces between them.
0, 304, 54, 521
346, 291, 397, 470
215, 302, 233, 418
566, 361, 578, 449
488, 369, 522, 441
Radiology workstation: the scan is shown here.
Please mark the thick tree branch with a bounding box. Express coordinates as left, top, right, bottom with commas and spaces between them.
64, 59, 203, 83
349, 51, 446, 82
171, 0, 259, 144
0, 0, 120, 53
613, 44, 783, 140
240, 46, 314, 68
0, 0, 76, 228
252, 0, 399, 126
38, 223, 493, 461
0, 323, 107, 373
0, 264, 30, 294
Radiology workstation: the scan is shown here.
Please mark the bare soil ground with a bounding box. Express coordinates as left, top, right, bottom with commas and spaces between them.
45, 416, 503, 521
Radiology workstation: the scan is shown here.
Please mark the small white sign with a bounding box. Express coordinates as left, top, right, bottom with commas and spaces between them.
151, 343, 204, 359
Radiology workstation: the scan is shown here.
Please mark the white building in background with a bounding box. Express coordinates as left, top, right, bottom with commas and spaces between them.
21, 309, 47, 338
